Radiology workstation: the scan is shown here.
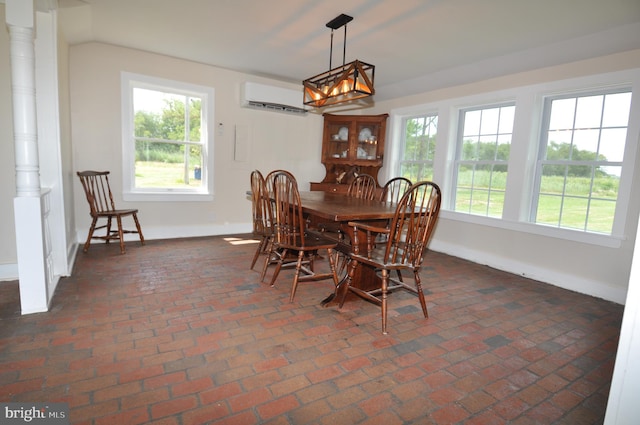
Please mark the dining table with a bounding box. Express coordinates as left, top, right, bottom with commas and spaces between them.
299, 191, 398, 306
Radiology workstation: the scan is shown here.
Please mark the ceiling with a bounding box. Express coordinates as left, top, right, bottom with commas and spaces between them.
56, 0, 640, 102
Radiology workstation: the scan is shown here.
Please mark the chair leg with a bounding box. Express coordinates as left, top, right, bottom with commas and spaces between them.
381, 269, 389, 335
250, 236, 266, 270
289, 251, 306, 302
83, 217, 98, 252
414, 271, 429, 318
326, 249, 340, 288
133, 213, 145, 245
269, 248, 288, 287
106, 217, 113, 245
260, 240, 271, 281
338, 259, 359, 308
116, 215, 126, 254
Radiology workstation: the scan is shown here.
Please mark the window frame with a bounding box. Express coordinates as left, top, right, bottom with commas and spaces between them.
398, 113, 439, 182
452, 102, 516, 218
387, 69, 640, 249
532, 88, 632, 235
121, 72, 215, 202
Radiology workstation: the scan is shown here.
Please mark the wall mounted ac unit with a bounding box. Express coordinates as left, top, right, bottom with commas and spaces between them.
240, 82, 307, 115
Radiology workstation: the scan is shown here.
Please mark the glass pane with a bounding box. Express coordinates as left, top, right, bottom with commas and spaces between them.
599, 128, 626, 162
536, 194, 561, 226
574, 95, 603, 129
479, 107, 499, 135
424, 137, 436, 160
463, 110, 481, 136
572, 129, 599, 159
470, 188, 489, 215
488, 190, 505, 217
549, 98, 575, 130
602, 92, 631, 127
134, 88, 186, 141
400, 163, 417, 181
407, 117, 423, 138
564, 170, 592, 199
560, 197, 588, 230
478, 135, 497, 160
457, 164, 474, 189
546, 130, 573, 160
474, 164, 492, 188
425, 116, 438, 136
134, 141, 202, 188
540, 165, 567, 192
496, 134, 511, 161
498, 105, 515, 134
586, 199, 616, 234
188, 97, 202, 142
419, 164, 434, 182
564, 167, 592, 197
455, 187, 472, 213
596, 166, 622, 180
461, 137, 479, 160
491, 164, 508, 191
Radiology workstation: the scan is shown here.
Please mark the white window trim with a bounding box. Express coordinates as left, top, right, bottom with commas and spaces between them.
388, 68, 640, 248
452, 102, 516, 217
397, 114, 438, 182
121, 72, 215, 202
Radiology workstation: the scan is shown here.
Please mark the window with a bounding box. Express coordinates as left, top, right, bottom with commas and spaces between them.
454, 104, 515, 217
533, 90, 632, 234
122, 73, 214, 201
399, 115, 438, 182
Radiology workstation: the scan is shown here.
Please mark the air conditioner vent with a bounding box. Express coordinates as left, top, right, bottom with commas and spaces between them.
240, 82, 307, 115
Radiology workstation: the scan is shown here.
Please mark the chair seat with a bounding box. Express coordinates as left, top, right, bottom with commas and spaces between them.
349, 249, 411, 271
95, 208, 138, 217
289, 231, 342, 250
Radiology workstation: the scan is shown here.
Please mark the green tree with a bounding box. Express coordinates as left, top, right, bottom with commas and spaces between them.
134, 96, 202, 163
544, 141, 608, 177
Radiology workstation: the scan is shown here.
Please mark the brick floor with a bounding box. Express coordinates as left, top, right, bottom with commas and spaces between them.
0, 235, 623, 424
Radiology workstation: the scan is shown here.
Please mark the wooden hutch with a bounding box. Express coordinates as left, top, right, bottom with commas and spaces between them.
310, 113, 389, 194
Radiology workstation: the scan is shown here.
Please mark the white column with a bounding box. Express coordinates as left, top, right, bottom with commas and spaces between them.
7, 0, 49, 314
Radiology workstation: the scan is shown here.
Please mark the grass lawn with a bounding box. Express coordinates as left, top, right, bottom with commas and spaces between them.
135, 161, 202, 188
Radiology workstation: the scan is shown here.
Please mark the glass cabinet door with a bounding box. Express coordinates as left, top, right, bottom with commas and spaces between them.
324, 120, 352, 160
356, 122, 381, 160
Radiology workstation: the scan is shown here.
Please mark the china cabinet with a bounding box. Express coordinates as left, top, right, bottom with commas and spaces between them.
310, 113, 388, 194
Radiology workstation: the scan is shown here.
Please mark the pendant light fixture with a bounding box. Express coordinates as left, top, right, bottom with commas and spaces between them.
303, 14, 375, 108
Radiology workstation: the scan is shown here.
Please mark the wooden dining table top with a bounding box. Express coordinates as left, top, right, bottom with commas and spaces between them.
299, 191, 397, 222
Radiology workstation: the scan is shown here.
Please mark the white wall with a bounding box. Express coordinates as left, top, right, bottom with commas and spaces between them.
369, 50, 640, 304
57, 20, 76, 267
0, 4, 18, 280
3, 30, 638, 307
69, 42, 325, 243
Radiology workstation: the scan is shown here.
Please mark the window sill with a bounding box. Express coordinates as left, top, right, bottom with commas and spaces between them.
123, 191, 213, 202
439, 210, 625, 249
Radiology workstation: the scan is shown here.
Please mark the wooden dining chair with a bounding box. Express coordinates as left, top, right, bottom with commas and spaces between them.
339, 181, 441, 334
318, 173, 378, 240
380, 177, 412, 203
259, 169, 297, 282
250, 170, 273, 270
347, 174, 377, 200
266, 170, 341, 302
378, 177, 413, 279
77, 170, 145, 254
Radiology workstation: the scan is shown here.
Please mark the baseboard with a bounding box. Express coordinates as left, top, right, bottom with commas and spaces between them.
0, 263, 18, 282
429, 239, 627, 305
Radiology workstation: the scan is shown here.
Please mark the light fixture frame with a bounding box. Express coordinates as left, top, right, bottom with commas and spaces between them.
303, 14, 375, 108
